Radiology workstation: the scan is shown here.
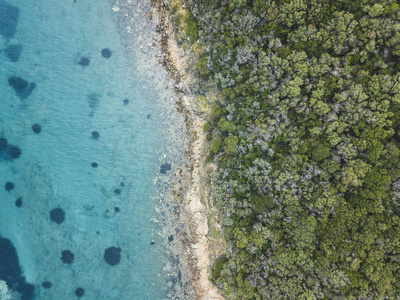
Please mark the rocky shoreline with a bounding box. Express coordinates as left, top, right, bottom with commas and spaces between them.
149, 1, 224, 299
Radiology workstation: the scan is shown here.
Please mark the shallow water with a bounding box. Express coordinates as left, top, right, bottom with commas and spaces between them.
0, 0, 188, 299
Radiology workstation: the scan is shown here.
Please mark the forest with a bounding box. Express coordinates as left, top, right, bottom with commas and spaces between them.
175, 0, 400, 298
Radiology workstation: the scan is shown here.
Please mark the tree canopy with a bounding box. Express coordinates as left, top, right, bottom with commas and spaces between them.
182, 0, 400, 298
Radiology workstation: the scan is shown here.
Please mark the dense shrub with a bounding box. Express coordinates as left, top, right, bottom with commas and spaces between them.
185, 0, 400, 298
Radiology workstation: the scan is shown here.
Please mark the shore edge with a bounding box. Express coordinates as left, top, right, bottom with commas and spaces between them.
149, 1, 225, 299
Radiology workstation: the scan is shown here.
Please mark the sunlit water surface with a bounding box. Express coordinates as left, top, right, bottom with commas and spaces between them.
0, 0, 188, 299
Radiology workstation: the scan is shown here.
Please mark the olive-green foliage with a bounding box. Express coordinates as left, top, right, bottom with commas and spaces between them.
204, 122, 212, 132
185, 0, 400, 298
250, 195, 275, 213
310, 141, 331, 162
223, 136, 238, 155
185, 11, 198, 44
212, 256, 228, 280
211, 137, 222, 154
217, 118, 235, 132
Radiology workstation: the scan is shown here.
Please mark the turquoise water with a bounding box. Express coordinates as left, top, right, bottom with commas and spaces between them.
0, 0, 188, 299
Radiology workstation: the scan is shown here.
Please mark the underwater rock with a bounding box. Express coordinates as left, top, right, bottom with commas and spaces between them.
61, 250, 74, 264
8, 76, 28, 90
75, 287, 84, 297
147, 114, 151, 119
18, 281, 35, 300
0, 235, 35, 300
8, 77, 35, 99
0, 0, 19, 39
101, 48, 111, 58
114, 189, 121, 195
5, 182, 14, 191
91, 131, 99, 139
104, 247, 121, 266
78, 57, 90, 66
91, 162, 98, 168
50, 208, 65, 224
114, 207, 120, 213
0, 236, 20, 281
87, 93, 99, 112
150, 241, 155, 245
168, 235, 174, 242
32, 124, 41, 134
123, 99, 129, 105
0, 138, 7, 150
9, 146, 21, 159
15, 197, 22, 207
5, 44, 22, 62
42, 281, 51, 289
160, 163, 171, 174
120, 182, 125, 187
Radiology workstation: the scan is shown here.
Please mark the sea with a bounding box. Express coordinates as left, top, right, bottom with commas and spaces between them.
0, 0, 189, 299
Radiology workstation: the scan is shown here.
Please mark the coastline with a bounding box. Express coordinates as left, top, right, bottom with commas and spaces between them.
149, 1, 225, 299
109, 1, 400, 299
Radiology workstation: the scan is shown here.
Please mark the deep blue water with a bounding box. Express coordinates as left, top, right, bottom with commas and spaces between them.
0, 0, 187, 299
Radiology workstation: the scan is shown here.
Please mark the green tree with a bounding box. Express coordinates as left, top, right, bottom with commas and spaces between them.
224, 136, 239, 155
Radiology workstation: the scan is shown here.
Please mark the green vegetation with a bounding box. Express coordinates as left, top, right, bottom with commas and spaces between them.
183, 0, 400, 298
212, 256, 229, 281
167, 0, 198, 45
185, 12, 199, 43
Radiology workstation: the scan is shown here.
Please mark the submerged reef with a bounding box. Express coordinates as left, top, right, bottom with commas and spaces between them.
87, 93, 99, 108
8, 76, 27, 90
103, 247, 121, 266
31, 124, 41, 134
160, 163, 171, 174
78, 57, 90, 66
0, 0, 19, 39
61, 250, 74, 264
5, 44, 22, 62
50, 208, 65, 224
8, 76, 35, 99
9, 146, 21, 159
0, 235, 34, 299
75, 287, 84, 297
0, 138, 7, 150
15, 197, 22, 207
101, 48, 111, 58
0, 137, 22, 160
5, 182, 14, 191
91, 131, 99, 139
